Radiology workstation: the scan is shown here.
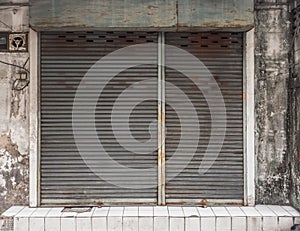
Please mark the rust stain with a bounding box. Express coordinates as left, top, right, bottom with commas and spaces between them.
228, 9, 237, 14
161, 111, 165, 122
0, 135, 21, 158
199, 199, 208, 207
147, 4, 158, 10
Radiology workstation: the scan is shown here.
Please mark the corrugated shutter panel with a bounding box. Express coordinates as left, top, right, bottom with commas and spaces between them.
165, 32, 244, 203
40, 32, 158, 205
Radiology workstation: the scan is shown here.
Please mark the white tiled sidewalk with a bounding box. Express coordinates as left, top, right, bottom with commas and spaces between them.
2, 205, 300, 231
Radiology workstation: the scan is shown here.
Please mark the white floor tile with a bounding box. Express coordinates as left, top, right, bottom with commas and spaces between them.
15, 207, 36, 218
29, 217, 44, 231
93, 207, 109, 217
139, 217, 153, 231
123, 207, 138, 217
212, 207, 230, 217
232, 217, 246, 231
92, 217, 107, 231
14, 217, 29, 231
278, 217, 293, 231
170, 217, 184, 231
46, 208, 63, 218
107, 216, 122, 231
123, 217, 138, 231
185, 217, 200, 231
2, 205, 300, 231
154, 206, 168, 217
31, 208, 51, 218
201, 217, 216, 231
108, 207, 124, 217
226, 207, 246, 217
256, 206, 277, 217
77, 217, 92, 231
168, 207, 184, 217
216, 217, 231, 231
45, 217, 60, 231
61, 217, 76, 231
247, 217, 262, 231
154, 217, 168, 231
241, 207, 262, 217
139, 207, 153, 217
2, 206, 25, 217
268, 205, 292, 217
197, 207, 215, 217
262, 217, 278, 231
282, 206, 300, 217
182, 207, 199, 217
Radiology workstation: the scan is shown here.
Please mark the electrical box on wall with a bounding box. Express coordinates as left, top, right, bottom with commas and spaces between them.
0, 34, 8, 51
9, 33, 27, 51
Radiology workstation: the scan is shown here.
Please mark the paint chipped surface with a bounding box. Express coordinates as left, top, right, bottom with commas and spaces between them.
0, 2, 29, 212
0, 135, 29, 214
29, 0, 253, 30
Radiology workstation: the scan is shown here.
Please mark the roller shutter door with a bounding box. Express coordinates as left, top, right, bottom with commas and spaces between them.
40, 31, 244, 206
40, 32, 158, 205
165, 32, 244, 204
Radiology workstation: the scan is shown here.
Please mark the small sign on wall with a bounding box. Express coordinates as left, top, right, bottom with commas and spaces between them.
9, 33, 27, 51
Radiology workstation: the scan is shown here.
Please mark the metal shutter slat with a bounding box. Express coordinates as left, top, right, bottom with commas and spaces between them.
40, 31, 158, 206
165, 32, 244, 204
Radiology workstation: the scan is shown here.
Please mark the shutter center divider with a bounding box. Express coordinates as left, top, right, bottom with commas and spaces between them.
158, 32, 166, 205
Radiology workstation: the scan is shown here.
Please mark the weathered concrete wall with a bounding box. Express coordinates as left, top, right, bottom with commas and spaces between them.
290, 2, 300, 211
254, 1, 291, 205
0, 0, 296, 214
0, 1, 29, 214
29, 0, 254, 31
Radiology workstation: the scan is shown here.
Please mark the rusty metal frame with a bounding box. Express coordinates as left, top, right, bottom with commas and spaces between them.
158, 32, 166, 205
166, 199, 244, 206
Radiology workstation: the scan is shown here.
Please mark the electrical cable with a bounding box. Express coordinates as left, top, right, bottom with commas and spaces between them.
0, 58, 30, 91
23, 57, 29, 68
0, 59, 29, 73
12, 79, 29, 91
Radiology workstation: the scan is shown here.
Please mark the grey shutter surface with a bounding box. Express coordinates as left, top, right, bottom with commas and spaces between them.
41, 31, 244, 206
165, 32, 244, 204
40, 32, 158, 205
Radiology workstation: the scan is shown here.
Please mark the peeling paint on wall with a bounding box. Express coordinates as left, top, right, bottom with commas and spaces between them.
0, 135, 28, 213
0, 1, 29, 214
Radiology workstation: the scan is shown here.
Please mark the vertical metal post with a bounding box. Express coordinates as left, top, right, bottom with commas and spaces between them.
158, 32, 162, 205
161, 32, 166, 205
158, 32, 166, 205
242, 32, 247, 206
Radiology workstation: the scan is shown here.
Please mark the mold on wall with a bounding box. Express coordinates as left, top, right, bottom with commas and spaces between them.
254, 1, 291, 205
290, 1, 300, 212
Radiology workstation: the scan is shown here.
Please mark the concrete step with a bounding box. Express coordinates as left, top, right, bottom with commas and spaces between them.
1, 205, 300, 231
